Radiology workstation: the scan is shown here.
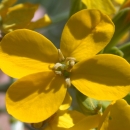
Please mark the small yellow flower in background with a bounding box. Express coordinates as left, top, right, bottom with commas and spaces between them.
112, 0, 125, 5
82, 0, 116, 15
120, 0, 130, 9
44, 109, 102, 130
0, 9, 130, 123
98, 99, 130, 130
0, 0, 51, 34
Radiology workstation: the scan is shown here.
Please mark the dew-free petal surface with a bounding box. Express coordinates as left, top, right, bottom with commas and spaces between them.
60, 9, 115, 61
121, 0, 130, 9
48, 110, 101, 130
0, 0, 16, 10
0, 29, 58, 78
113, 0, 125, 4
59, 92, 72, 111
98, 99, 130, 130
82, 0, 115, 15
2, 3, 38, 32
0, 0, 16, 17
49, 110, 86, 130
69, 114, 101, 130
27, 14, 52, 30
6, 71, 66, 123
71, 54, 130, 100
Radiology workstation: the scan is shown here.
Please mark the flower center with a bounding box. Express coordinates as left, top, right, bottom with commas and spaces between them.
52, 49, 76, 87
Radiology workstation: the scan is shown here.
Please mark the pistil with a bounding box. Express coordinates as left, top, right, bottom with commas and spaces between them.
52, 49, 76, 87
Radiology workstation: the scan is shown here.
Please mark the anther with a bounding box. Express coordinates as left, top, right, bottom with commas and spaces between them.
65, 78, 71, 87
55, 71, 62, 75
58, 49, 65, 61
66, 57, 76, 68
66, 57, 76, 61
52, 63, 62, 69
69, 60, 75, 67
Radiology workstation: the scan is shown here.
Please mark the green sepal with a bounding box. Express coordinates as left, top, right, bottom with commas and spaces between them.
104, 7, 130, 52
76, 90, 111, 115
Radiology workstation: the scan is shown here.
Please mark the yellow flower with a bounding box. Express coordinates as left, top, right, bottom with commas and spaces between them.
120, 0, 130, 9
52, 98, 130, 130
82, 0, 116, 15
98, 99, 130, 130
0, 9, 130, 123
44, 109, 102, 130
112, 0, 125, 5
0, 0, 51, 34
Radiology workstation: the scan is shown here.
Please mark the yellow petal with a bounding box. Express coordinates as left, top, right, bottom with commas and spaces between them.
98, 99, 130, 130
120, 0, 130, 9
0, 0, 16, 10
69, 114, 102, 130
48, 110, 101, 130
60, 9, 115, 61
113, 0, 125, 5
27, 14, 52, 30
71, 54, 130, 100
59, 92, 72, 111
0, 0, 16, 17
0, 29, 58, 78
32, 92, 72, 129
82, 0, 115, 15
2, 3, 38, 32
6, 71, 66, 123
49, 110, 86, 129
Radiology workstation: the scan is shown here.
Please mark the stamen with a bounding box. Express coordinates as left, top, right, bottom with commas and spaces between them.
66, 57, 76, 61
52, 63, 62, 69
58, 49, 65, 61
65, 78, 71, 87
55, 71, 62, 75
66, 57, 76, 68
69, 60, 75, 67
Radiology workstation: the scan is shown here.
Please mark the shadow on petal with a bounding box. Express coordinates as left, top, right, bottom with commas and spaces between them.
6, 71, 67, 122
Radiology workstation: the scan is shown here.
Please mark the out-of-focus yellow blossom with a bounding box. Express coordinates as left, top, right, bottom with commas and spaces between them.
112, 0, 125, 5
0, 9, 130, 123
98, 99, 130, 130
0, 0, 51, 34
44, 109, 102, 130
82, 0, 116, 15
120, 0, 130, 9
